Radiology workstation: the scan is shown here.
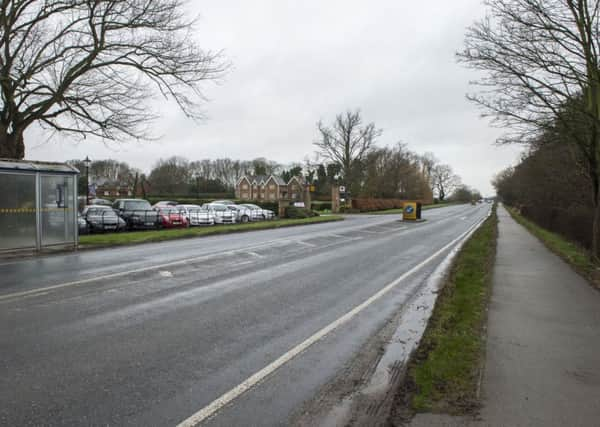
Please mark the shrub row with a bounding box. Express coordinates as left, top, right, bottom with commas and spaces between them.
351, 198, 405, 212
285, 206, 320, 219
312, 201, 332, 211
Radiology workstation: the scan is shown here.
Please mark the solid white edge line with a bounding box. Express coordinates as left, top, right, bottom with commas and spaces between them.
175, 208, 491, 427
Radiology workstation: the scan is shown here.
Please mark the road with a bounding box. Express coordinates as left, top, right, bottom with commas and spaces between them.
0, 204, 490, 426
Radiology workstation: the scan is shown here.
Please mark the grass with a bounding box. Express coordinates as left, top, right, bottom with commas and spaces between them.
405, 206, 498, 414
367, 202, 456, 215
505, 207, 599, 288
79, 215, 344, 247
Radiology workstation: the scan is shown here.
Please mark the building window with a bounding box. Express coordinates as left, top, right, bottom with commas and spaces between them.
242, 184, 248, 189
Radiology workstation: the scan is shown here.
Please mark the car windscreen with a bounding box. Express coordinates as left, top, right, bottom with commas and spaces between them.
124, 201, 152, 210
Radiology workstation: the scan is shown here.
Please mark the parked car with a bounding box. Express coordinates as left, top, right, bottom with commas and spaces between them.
152, 201, 178, 209
88, 198, 113, 207
112, 199, 159, 230
176, 204, 215, 226
226, 204, 254, 223
156, 207, 188, 228
212, 199, 236, 206
82, 205, 126, 232
77, 213, 89, 235
202, 203, 237, 224
240, 203, 276, 220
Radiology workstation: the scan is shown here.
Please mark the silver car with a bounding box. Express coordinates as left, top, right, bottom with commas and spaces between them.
226, 205, 256, 223
240, 203, 276, 220
176, 204, 215, 226
202, 203, 237, 224
82, 205, 126, 232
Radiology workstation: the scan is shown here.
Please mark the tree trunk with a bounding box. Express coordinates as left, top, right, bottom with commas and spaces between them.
0, 126, 25, 159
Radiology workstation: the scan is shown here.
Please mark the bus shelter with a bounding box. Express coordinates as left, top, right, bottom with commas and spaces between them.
0, 159, 79, 252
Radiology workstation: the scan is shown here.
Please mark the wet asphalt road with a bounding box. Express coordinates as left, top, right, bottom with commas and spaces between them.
0, 204, 490, 426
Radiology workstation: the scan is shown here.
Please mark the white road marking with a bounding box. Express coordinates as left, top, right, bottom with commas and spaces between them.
0, 208, 486, 304
175, 211, 490, 427
246, 251, 264, 258
159, 271, 173, 278
294, 240, 317, 247
0, 238, 317, 303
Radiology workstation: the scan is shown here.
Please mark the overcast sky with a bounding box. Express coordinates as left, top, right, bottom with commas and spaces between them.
25, 0, 523, 196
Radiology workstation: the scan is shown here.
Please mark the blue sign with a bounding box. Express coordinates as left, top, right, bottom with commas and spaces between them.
404, 205, 414, 214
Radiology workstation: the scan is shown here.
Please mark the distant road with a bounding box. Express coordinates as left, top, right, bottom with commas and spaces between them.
0, 204, 490, 426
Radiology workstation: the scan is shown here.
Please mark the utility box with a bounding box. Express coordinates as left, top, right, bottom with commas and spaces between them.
402, 201, 422, 221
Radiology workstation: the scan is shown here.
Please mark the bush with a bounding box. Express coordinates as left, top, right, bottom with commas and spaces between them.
351, 198, 405, 212
312, 201, 332, 211
340, 207, 361, 214
285, 206, 320, 219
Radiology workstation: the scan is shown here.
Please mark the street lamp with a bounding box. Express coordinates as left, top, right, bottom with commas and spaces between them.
83, 156, 91, 205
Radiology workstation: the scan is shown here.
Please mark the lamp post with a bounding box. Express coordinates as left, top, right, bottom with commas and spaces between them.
83, 156, 91, 205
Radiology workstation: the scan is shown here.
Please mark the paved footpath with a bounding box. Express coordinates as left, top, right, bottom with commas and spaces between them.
409, 205, 600, 427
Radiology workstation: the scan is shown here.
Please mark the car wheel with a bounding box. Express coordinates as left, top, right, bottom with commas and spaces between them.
241, 215, 249, 223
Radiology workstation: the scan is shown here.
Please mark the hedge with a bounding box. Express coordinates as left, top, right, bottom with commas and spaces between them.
285, 206, 320, 219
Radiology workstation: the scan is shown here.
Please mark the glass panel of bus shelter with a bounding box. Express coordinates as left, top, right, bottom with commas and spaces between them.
0, 173, 36, 250
40, 175, 76, 246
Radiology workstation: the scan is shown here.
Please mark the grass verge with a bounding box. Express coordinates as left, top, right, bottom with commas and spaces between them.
368, 203, 456, 215
80, 215, 344, 248
400, 206, 498, 415
505, 206, 599, 289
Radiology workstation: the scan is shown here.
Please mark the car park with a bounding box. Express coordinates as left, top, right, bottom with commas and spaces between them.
113, 199, 159, 230
203, 203, 237, 224
240, 203, 276, 220
156, 207, 188, 228
176, 204, 215, 226
82, 205, 126, 232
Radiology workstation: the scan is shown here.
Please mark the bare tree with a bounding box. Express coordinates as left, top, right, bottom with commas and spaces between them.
457, 0, 600, 256
314, 109, 381, 189
431, 164, 461, 202
0, 0, 227, 159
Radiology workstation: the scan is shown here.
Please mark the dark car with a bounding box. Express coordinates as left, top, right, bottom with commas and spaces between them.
82, 205, 126, 233
113, 199, 159, 230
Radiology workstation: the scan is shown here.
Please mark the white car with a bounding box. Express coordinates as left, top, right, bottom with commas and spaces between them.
176, 204, 215, 226
226, 205, 256, 223
202, 203, 237, 224
240, 203, 276, 220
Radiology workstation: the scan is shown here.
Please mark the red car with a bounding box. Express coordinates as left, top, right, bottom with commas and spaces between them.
157, 208, 188, 228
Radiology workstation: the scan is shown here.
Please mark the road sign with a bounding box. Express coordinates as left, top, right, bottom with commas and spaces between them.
339, 186, 346, 193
